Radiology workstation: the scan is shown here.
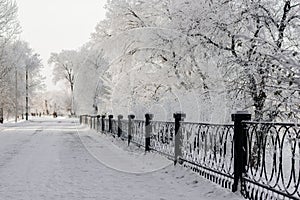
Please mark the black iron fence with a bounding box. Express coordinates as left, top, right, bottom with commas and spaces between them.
242, 121, 300, 200
180, 122, 235, 189
79, 113, 300, 200
150, 120, 175, 159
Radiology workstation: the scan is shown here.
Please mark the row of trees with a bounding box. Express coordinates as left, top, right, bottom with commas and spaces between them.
50, 0, 300, 122
0, 0, 43, 122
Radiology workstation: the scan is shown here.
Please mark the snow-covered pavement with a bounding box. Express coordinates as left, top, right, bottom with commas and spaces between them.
0, 118, 243, 200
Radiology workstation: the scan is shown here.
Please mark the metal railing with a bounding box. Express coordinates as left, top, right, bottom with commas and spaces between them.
150, 121, 175, 159
131, 120, 145, 147
79, 113, 300, 200
180, 122, 235, 188
242, 121, 300, 200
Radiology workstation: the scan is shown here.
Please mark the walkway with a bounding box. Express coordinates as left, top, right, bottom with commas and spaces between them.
0, 118, 243, 200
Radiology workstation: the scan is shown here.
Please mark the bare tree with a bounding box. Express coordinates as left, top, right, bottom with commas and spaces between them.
48, 50, 81, 115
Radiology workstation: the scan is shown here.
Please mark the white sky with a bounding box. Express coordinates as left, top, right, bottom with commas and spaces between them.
16, 0, 107, 91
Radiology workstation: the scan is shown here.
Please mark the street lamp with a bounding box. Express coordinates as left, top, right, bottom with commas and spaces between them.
25, 63, 28, 120
15, 64, 18, 123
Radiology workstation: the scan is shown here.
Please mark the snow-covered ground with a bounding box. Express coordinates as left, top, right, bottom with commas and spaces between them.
0, 117, 243, 200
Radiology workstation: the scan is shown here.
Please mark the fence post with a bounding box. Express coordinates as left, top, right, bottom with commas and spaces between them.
231, 111, 251, 192
81, 115, 85, 125
90, 116, 93, 129
97, 115, 100, 131
91, 116, 94, 129
145, 113, 153, 152
174, 113, 186, 165
109, 115, 113, 133
0, 107, 3, 124
101, 115, 106, 132
128, 114, 135, 145
118, 115, 123, 137
89, 116, 92, 129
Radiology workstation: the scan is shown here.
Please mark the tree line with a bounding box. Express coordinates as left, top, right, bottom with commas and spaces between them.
49, 0, 300, 122
0, 0, 43, 122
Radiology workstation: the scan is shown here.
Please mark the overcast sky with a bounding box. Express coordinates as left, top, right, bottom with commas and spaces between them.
16, 0, 107, 91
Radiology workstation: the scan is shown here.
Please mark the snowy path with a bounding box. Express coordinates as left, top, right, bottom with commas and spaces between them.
0, 118, 243, 200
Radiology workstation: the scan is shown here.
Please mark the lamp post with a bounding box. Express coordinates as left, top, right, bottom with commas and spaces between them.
15, 64, 18, 123
25, 64, 28, 120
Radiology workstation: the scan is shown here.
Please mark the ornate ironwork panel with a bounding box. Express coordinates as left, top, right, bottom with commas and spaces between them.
180, 122, 235, 188
97, 117, 101, 132
111, 119, 118, 135
150, 121, 175, 158
104, 119, 109, 132
131, 120, 145, 146
243, 122, 300, 200
120, 120, 129, 139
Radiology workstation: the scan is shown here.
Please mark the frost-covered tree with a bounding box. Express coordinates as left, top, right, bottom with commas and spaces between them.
0, 40, 43, 121
48, 50, 83, 115
0, 0, 20, 81
48, 46, 109, 115
53, 0, 300, 122
172, 0, 300, 121
48, 50, 80, 93
0, 1, 44, 122
87, 0, 226, 121
0, 0, 19, 40
72, 45, 109, 115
